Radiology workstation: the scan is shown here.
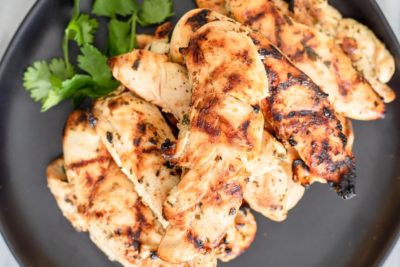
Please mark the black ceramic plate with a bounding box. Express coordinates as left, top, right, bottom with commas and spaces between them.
0, 0, 400, 266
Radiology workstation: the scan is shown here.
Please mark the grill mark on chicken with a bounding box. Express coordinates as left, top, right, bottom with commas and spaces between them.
187, 29, 211, 65
195, 98, 221, 137
68, 156, 109, 169
187, 230, 205, 250
223, 73, 242, 93
155, 22, 173, 39
257, 44, 284, 59
185, 9, 212, 31
244, 3, 284, 47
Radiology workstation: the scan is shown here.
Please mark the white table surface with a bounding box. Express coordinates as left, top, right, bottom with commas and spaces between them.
0, 0, 399, 266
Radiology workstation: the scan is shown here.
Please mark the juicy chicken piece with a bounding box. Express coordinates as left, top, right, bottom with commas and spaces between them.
196, 0, 228, 15
157, 19, 269, 263
291, 0, 395, 103
169, 8, 354, 198
109, 51, 191, 120
225, 0, 385, 120
336, 19, 396, 102
92, 92, 180, 227
61, 110, 185, 267
255, 31, 356, 197
215, 206, 257, 262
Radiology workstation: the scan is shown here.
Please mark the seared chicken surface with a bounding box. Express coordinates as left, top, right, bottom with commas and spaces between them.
225, 0, 385, 120
110, 45, 304, 222
109, 52, 191, 120
291, 0, 396, 103
170, 8, 355, 197
59, 110, 186, 267
92, 91, 181, 227
157, 16, 269, 263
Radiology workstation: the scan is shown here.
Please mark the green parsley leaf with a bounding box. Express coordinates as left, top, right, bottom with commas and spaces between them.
92, 0, 139, 17
77, 44, 118, 88
138, 0, 173, 26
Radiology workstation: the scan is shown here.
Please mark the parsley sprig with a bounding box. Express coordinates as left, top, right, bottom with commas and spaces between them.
23, 0, 173, 112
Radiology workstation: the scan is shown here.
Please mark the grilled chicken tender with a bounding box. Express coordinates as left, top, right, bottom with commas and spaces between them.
291, 0, 396, 103
225, 0, 385, 120
255, 32, 356, 197
157, 19, 269, 263
170, 8, 354, 197
336, 19, 396, 102
92, 92, 180, 227
109, 46, 303, 222
109, 51, 191, 120
60, 110, 185, 267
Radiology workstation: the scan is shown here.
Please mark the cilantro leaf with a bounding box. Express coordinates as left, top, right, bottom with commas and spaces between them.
65, 14, 99, 46
107, 18, 132, 56
138, 0, 173, 26
42, 74, 95, 111
42, 74, 116, 112
23, 61, 53, 102
78, 44, 118, 88
92, 0, 139, 17
49, 58, 72, 80
23, 59, 72, 104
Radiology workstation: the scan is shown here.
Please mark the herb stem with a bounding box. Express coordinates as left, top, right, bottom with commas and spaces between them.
129, 12, 137, 50
63, 33, 73, 75
73, 0, 80, 18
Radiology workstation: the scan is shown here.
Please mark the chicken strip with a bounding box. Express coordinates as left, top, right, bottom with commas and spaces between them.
157, 19, 269, 263
109, 51, 190, 120
291, 0, 395, 103
336, 19, 396, 102
61, 110, 186, 267
92, 92, 180, 227
225, 0, 385, 120
47, 157, 87, 232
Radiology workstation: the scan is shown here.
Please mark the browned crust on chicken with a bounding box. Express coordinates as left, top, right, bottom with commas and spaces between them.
170, 8, 356, 198
253, 33, 356, 198
159, 16, 269, 263
226, 0, 385, 120
215, 206, 257, 262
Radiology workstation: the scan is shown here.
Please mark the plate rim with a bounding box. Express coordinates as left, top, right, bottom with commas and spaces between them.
0, 0, 399, 266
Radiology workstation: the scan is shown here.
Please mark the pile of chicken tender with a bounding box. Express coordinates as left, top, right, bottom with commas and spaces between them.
47, 0, 396, 266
